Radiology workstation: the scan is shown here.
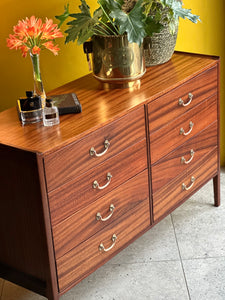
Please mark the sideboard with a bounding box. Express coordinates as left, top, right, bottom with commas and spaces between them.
0, 52, 220, 300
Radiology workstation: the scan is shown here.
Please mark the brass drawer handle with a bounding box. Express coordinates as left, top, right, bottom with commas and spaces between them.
93, 172, 112, 190
180, 121, 194, 136
181, 149, 195, 164
179, 93, 193, 107
96, 204, 115, 221
99, 234, 117, 252
89, 140, 110, 157
182, 176, 195, 191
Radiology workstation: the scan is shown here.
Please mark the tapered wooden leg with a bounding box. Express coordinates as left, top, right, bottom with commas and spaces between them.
46, 290, 59, 300
213, 173, 220, 207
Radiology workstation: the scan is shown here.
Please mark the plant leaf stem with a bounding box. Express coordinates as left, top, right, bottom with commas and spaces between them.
98, 19, 117, 35
97, 2, 120, 35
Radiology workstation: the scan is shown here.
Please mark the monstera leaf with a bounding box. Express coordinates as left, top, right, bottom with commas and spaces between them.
59, 0, 102, 44
163, 0, 200, 23
99, 0, 146, 46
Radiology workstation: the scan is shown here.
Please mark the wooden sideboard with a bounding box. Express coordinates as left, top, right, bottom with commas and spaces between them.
0, 52, 220, 300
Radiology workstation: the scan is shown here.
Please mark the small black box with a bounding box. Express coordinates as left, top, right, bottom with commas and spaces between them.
51, 93, 82, 115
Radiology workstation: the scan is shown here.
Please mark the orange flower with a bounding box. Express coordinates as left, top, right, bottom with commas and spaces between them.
6, 16, 63, 57
32, 45, 41, 55
43, 41, 60, 55
6, 34, 23, 49
41, 18, 63, 40
20, 45, 29, 57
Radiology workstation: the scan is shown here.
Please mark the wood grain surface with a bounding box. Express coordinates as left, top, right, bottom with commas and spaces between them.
44, 106, 145, 191
48, 139, 147, 226
153, 147, 218, 222
0, 52, 218, 155
0, 52, 220, 300
149, 94, 217, 164
148, 66, 217, 132
56, 196, 150, 292
52, 169, 149, 259
151, 121, 218, 193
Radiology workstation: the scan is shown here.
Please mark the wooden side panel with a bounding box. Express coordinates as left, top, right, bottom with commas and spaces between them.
148, 66, 217, 132
53, 169, 149, 259
48, 139, 147, 226
150, 94, 217, 164
151, 121, 218, 193
0, 144, 48, 282
153, 147, 218, 222
44, 106, 146, 191
57, 197, 150, 292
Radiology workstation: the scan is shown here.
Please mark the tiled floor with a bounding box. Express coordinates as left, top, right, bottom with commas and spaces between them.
1, 169, 224, 300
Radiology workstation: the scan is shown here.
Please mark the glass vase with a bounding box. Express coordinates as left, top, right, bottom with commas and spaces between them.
30, 52, 46, 107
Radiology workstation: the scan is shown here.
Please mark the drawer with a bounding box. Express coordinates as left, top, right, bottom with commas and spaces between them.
153, 147, 218, 223
148, 66, 218, 133
52, 169, 149, 259
56, 194, 150, 292
151, 121, 218, 193
150, 94, 217, 164
44, 106, 146, 191
48, 139, 147, 226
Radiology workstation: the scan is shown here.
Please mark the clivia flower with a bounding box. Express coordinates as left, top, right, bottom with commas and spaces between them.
6, 16, 63, 57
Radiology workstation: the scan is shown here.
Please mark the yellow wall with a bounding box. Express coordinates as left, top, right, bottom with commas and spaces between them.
0, 0, 224, 165
175, 0, 225, 166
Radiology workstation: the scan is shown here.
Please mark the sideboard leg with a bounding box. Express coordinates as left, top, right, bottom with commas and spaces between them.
46, 281, 59, 300
213, 173, 220, 207
46, 291, 59, 300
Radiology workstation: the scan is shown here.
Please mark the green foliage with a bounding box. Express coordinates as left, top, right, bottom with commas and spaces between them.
107, 0, 146, 45
145, 16, 163, 36
56, 0, 149, 46
145, 0, 201, 34
55, 4, 70, 28
55, 0, 201, 45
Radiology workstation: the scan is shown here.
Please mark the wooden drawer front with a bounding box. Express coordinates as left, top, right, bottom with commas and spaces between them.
56, 196, 150, 292
148, 66, 217, 132
48, 139, 147, 226
153, 147, 218, 223
44, 106, 146, 192
53, 170, 149, 259
150, 94, 217, 164
151, 121, 218, 193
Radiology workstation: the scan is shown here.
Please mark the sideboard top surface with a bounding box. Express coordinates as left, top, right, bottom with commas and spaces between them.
0, 52, 218, 154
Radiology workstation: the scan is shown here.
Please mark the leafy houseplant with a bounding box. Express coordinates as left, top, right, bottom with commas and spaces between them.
56, 0, 155, 46
56, 0, 159, 86
142, 0, 201, 66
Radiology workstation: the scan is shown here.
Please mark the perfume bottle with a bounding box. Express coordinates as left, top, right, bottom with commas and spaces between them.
18, 91, 43, 124
43, 98, 60, 126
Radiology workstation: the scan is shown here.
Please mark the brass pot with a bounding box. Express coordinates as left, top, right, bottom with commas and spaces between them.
84, 35, 146, 87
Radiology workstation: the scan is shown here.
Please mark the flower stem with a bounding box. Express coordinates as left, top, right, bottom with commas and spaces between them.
30, 53, 41, 82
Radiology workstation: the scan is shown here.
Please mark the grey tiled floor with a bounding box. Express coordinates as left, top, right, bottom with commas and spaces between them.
1, 169, 224, 300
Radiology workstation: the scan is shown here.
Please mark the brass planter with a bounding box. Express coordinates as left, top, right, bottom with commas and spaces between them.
90, 35, 146, 87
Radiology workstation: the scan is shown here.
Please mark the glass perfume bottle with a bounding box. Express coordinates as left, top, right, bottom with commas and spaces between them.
18, 91, 43, 125
43, 98, 60, 126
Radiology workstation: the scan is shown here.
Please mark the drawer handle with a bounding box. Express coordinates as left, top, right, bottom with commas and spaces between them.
182, 176, 195, 191
180, 121, 194, 136
93, 172, 112, 190
99, 234, 117, 252
96, 204, 115, 221
89, 140, 110, 157
179, 93, 193, 107
181, 149, 195, 164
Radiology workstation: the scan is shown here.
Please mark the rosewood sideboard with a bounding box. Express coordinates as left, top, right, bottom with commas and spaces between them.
0, 52, 220, 300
